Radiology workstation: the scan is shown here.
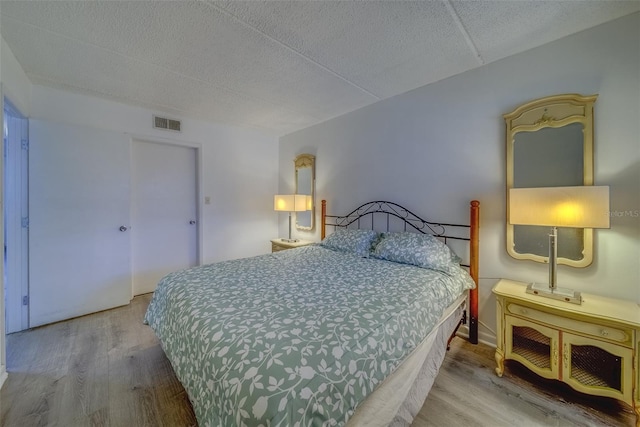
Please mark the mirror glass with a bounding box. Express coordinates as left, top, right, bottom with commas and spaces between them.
513, 123, 584, 259
295, 154, 315, 231
505, 94, 597, 267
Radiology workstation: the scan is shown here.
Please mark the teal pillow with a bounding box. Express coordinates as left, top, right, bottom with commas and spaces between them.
320, 229, 379, 257
372, 232, 456, 271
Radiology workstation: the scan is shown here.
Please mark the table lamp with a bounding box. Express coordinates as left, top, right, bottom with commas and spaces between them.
508, 186, 610, 304
274, 194, 308, 242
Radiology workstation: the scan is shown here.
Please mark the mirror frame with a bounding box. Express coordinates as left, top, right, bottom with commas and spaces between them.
294, 153, 315, 231
505, 93, 597, 267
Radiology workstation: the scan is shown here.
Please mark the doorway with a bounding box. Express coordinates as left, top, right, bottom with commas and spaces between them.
3, 98, 29, 333
131, 139, 198, 295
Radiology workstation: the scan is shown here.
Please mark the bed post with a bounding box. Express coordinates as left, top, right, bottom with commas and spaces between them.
469, 200, 480, 344
321, 200, 327, 240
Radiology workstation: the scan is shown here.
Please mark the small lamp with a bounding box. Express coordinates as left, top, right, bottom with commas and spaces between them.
274, 194, 308, 242
509, 186, 610, 304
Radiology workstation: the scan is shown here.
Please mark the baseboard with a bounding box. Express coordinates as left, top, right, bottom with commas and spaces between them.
0, 366, 7, 389
456, 325, 496, 348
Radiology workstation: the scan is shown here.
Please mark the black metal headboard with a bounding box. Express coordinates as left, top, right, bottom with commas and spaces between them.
321, 199, 480, 344
322, 200, 472, 266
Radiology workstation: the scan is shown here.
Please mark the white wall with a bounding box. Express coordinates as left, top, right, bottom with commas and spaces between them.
1, 38, 32, 117
30, 85, 280, 263
279, 13, 640, 345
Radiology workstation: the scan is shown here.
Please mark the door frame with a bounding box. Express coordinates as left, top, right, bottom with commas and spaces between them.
127, 134, 203, 296
0, 85, 6, 388
3, 97, 29, 333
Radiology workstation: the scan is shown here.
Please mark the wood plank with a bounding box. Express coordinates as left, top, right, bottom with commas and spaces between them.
107, 296, 164, 427
53, 311, 110, 426
2, 319, 73, 426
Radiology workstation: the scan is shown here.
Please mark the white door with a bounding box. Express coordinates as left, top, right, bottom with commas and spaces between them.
131, 140, 198, 295
29, 120, 132, 327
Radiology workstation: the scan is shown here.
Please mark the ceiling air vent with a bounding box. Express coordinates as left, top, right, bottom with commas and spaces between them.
153, 115, 181, 132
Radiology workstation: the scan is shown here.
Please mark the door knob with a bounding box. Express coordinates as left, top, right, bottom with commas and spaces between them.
119, 226, 128, 232
189, 220, 196, 225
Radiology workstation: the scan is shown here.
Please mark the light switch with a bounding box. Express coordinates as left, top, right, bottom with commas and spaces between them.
204, 196, 211, 205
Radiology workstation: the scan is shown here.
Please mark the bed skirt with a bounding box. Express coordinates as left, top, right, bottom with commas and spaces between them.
348, 294, 467, 426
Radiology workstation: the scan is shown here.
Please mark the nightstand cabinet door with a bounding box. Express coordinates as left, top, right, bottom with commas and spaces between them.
505, 315, 560, 380
563, 332, 633, 404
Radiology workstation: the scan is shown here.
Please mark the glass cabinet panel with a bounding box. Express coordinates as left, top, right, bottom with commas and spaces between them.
563, 332, 633, 403
570, 344, 621, 389
506, 315, 559, 380
513, 326, 552, 370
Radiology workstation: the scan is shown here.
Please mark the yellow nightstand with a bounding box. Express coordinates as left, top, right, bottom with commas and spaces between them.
493, 279, 639, 425
270, 239, 315, 253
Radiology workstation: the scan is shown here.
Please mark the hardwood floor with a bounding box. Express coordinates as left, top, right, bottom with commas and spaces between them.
1, 295, 634, 427
417, 340, 634, 427
1, 294, 197, 427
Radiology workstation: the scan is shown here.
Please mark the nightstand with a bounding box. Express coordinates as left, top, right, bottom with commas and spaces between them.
270, 238, 314, 253
493, 279, 639, 425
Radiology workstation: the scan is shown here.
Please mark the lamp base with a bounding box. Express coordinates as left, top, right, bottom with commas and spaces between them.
280, 238, 300, 243
526, 282, 582, 305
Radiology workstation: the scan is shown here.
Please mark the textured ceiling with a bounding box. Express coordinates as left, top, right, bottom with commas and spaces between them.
1, 1, 638, 136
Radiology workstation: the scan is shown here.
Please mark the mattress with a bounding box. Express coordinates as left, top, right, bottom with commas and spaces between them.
144, 245, 475, 426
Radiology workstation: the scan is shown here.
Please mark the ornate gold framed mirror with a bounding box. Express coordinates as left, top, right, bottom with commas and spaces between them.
505, 94, 597, 267
294, 154, 315, 231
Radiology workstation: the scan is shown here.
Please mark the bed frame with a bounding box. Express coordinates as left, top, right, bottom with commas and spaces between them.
321, 199, 480, 344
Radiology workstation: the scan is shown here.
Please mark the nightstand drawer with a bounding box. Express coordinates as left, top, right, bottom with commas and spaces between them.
270, 239, 314, 253
271, 243, 287, 252
507, 302, 632, 345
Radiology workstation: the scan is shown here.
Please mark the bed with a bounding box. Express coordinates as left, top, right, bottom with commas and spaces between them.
144, 200, 480, 426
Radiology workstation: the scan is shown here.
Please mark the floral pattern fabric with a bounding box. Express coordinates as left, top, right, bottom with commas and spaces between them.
144, 245, 475, 427
372, 232, 457, 272
319, 228, 379, 257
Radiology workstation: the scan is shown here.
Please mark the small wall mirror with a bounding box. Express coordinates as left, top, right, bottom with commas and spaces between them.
505, 94, 597, 267
295, 154, 315, 231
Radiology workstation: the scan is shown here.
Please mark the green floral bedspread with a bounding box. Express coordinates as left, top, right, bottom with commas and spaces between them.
144, 245, 475, 427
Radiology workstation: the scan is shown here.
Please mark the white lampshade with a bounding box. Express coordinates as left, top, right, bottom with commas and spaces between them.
509, 186, 610, 229
274, 194, 307, 212
305, 195, 313, 211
